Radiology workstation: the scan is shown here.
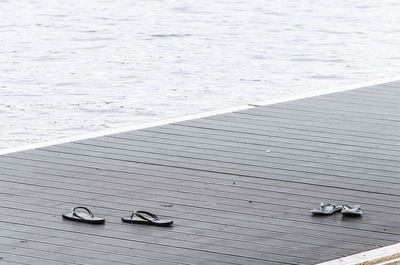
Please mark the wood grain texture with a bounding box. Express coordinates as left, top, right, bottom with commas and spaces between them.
1, 81, 400, 264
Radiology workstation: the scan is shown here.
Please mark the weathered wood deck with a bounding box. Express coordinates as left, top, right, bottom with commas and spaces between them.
1, 81, 400, 264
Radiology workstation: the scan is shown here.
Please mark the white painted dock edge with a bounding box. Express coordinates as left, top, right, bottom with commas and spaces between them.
317, 243, 400, 265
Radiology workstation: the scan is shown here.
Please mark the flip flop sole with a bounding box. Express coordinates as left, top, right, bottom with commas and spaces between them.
341, 211, 362, 217
121, 216, 173, 226
310, 211, 335, 215
62, 213, 105, 224
311, 207, 342, 215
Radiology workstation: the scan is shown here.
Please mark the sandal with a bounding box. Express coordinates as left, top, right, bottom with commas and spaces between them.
341, 204, 363, 216
121, 211, 173, 226
62, 206, 105, 224
310, 203, 342, 215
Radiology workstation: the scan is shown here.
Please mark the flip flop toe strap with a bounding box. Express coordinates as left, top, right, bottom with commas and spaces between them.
72, 206, 94, 219
134, 211, 160, 222
342, 204, 350, 210
320, 203, 335, 211
343, 204, 360, 211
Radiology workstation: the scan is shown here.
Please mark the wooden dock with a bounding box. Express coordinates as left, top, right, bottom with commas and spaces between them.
1, 80, 400, 264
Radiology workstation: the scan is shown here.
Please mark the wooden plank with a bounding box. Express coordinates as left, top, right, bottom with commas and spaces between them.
174, 119, 400, 155
33, 143, 400, 192
3, 147, 400, 213
0, 251, 79, 265
41, 144, 400, 187
138, 125, 400, 169
120, 128, 400, 177
247, 103, 400, 124
236, 107, 400, 131
2, 81, 400, 264
0, 155, 396, 235
18, 143, 400, 211
1, 173, 395, 244
2, 156, 399, 212
1, 167, 399, 239
0, 186, 388, 262
0, 157, 400, 243
0, 167, 360, 260
6, 149, 400, 198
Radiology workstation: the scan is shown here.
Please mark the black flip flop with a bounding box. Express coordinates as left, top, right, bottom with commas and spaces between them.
310, 203, 342, 215
121, 211, 173, 226
62, 206, 105, 224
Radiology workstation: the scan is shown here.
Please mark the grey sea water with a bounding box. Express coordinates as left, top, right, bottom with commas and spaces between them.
1, 0, 399, 149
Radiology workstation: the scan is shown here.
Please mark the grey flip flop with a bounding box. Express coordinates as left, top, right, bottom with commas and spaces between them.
341, 204, 363, 216
310, 203, 342, 215
62, 206, 105, 224
121, 211, 173, 226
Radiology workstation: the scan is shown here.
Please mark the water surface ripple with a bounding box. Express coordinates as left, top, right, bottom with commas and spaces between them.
1, 0, 399, 149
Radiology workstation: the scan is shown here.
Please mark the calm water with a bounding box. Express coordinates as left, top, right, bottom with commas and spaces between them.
1, 0, 399, 149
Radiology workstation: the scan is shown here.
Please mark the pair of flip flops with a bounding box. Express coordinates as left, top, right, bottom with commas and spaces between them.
62, 206, 173, 226
310, 203, 363, 216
